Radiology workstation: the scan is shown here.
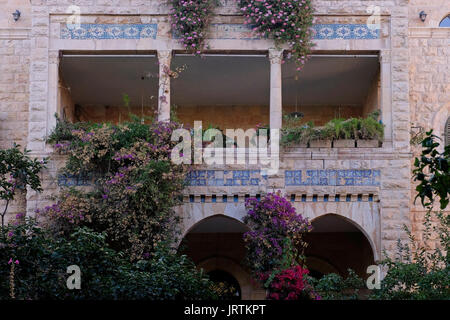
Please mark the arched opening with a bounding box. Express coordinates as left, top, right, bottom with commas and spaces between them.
305, 214, 375, 279
439, 15, 450, 27
207, 269, 242, 300
179, 214, 262, 299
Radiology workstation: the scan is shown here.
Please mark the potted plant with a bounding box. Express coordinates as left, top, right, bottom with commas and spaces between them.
326, 118, 357, 148
309, 125, 333, 148
356, 111, 384, 148
281, 118, 312, 149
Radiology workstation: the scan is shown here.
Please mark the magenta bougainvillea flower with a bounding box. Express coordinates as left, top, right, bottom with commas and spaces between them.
238, 0, 315, 70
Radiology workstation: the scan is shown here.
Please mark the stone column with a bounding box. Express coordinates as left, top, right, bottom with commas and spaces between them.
47, 50, 59, 138
268, 49, 283, 130
379, 50, 392, 145
157, 50, 172, 122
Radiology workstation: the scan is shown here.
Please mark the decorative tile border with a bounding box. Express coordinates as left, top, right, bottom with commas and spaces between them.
57, 173, 93, 187
58, 169, 380, 187
208, 23, 380, 40
285, 170, 380, 186
60, 24, 158, 40
186, 170, 268, 187
312, 24, 379, 40
60, 23, 379, 40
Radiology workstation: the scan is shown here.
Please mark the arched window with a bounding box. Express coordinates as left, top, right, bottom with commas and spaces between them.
439, 15, 450, 27
445, 117, 450, 146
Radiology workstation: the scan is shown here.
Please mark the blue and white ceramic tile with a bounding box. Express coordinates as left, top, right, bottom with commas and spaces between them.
186, 170, 268, 187
60, 24, 158, 40
60, 23, 379, 40
312, 24, 380, 40
285, 169, 381, 186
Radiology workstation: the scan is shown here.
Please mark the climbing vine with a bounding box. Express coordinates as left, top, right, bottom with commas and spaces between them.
169, 0, 217, 54
238, 0, 315, 70
169, 0, 315, 67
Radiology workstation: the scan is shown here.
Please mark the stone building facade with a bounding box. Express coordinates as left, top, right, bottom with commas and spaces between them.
0, 0, 449, 299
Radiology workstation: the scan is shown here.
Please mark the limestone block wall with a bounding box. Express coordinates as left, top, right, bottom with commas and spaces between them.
408, 0, 450, 244
0, 0, 32, 222
179, 145, 412, 260
0, 0, 432, 263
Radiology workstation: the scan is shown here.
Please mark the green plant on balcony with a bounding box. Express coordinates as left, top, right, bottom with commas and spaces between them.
281, 118, 315, 147
281, 110, 384, 147
357, 111, 384, 142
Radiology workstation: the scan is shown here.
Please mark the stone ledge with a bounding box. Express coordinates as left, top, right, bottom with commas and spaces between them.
409, 27, 450, 38
0, 28, 31, 40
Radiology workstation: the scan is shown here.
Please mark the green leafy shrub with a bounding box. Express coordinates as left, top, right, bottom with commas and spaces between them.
0, 218, 217, 300
413, 130, 449, 210
309, 269, 366, 300
0, 144, 47, 229
44, 118, 189, 261
372, 131, 449, 300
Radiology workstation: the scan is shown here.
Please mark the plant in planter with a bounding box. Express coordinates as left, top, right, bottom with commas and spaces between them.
281, 120, 314, 148
356, 110, 384, 148
309, 125, 334, 148
325, 118, 357, 148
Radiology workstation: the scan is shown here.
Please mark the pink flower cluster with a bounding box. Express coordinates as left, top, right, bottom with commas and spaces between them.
261, 265, 320, 300
238, 0, 315, 70
170, 0, 215, 54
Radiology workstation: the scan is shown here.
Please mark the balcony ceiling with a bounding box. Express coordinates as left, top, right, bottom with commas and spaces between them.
60, 54, 379, 108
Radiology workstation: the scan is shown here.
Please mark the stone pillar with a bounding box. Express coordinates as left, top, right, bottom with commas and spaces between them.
379, 50, 392, 145
268, 49, 283, 130
157, 50, 172, 122
47, 50, 59, 137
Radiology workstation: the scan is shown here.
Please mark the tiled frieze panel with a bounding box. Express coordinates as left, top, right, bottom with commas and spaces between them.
60, 23, 158, 40
57, 173, 94, 187
186, 170, 268, 187
285, 169, 381, 186
184, 169, 381, 187
60, 23, 379, 40
312, 24, 379, 40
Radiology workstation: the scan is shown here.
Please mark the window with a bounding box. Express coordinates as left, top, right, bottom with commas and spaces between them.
439, 15, 450, 27
445, 117, 450, 146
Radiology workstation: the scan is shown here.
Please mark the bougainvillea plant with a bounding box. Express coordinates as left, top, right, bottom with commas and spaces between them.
243, 192, 312, 277
260, 265, 320, 300
44, 118, 189, 261
238, 0, 315, 70
169, 0, 218, 54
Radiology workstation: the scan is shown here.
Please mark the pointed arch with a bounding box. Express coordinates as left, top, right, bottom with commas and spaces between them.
439, 15, 450, 27
310, 213, 378, 263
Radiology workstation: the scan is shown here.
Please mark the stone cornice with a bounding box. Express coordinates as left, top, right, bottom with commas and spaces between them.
0, 27, 31, 40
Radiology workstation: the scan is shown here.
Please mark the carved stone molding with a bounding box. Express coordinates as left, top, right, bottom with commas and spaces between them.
268, 49, 283, 65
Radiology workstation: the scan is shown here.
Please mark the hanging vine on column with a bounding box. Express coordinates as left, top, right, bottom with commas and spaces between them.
238, 0, 315, 70
169, 0, 217, 54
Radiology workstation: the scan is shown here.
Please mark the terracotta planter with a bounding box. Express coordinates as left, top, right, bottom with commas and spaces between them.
356, 139, 380, 148
309, 139, 332, 148
333, 139, 355, 148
